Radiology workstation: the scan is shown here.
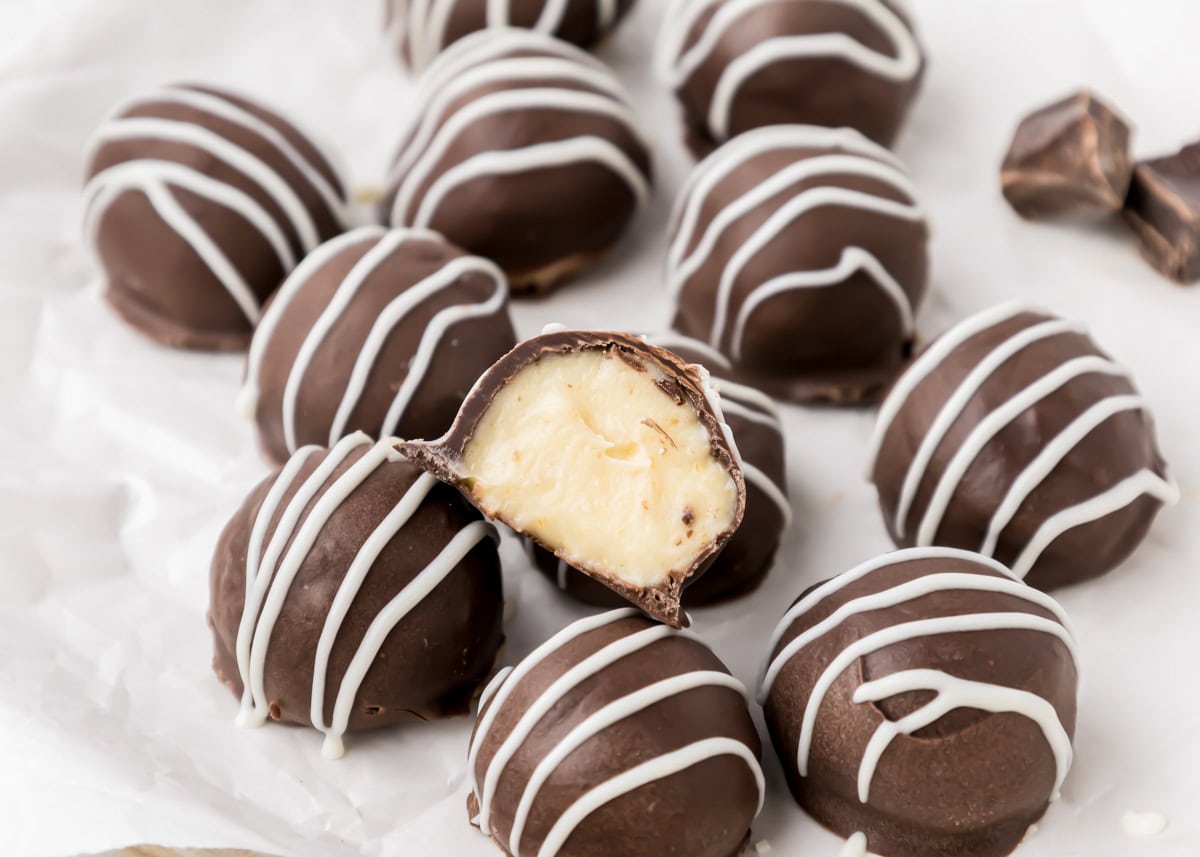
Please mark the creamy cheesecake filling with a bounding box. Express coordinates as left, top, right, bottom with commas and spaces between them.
460, 349, 740, 588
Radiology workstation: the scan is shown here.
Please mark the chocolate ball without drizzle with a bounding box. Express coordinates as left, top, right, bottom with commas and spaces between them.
469, 608, 764, 857
208, 433, 504, 757
658, 0, 925, 156
531, 331, 790, 606
240, 226, 517, 465
379, 29, 653, 294
397, 329, 746, 628
83, 83, 346, 350
867, 303, 1178, 590
759, 548, 1079, 857
388, 0, 639, 70
668, 124, 929, 404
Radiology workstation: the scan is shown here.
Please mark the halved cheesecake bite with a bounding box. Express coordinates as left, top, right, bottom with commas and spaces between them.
397, 329, 746, 627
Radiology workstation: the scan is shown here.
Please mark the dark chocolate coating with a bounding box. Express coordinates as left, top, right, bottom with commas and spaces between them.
1123, 141, 1200, 284
762, 551, 1078, 857
83, 83, 346, 351
469, 611, 762, 857
388, 0, 639, 68
669, 126, 929, 404
244, 227, 517, 464
396, 329, 747, 628
208, 437, 504, 736
662, 0, 925, 155
1001, 91, 1133, 220
870, 306, 1175, 590
533, 332, 789, 606
378, 30, 653, 294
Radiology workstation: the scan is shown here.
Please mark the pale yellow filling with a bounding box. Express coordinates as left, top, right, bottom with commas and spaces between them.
461, 350, 740, 588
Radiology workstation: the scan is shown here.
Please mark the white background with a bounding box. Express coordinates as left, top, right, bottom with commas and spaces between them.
0, 1, 1198, 855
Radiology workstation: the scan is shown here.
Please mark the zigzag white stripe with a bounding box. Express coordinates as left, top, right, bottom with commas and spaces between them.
507, 670, 747, 855
95, 117, 322, 250
1011, 470, 1179, 579
853, 669, 1072, 803
391, 87, 645, 223
710, 187, 922, 349
239, 227, 387, 418
661, 0, 920, 140
757, 565, 1073, 702
535, 738, 764, 857
731, 246, 915, 360
410, 136, 650, 228
110, 86, 345, 225
890, 317, 1083, 536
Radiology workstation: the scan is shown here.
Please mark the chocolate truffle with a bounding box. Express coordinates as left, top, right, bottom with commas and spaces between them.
1123, 141, 1200, 284
397, 329, 746, 628
532, 331, 790, 606
759, 548, 1078, 857
240, 226, 517, 464
388, 0, 639, 70
379, 29, 653, 294
208, 432, 504, 758
658, 0, 925, 154
867, 303, 1178, 590
668, 124, 929, 404
469, 608, 764, 857
1001, 90, 1133, 220
82, 83, 346, 350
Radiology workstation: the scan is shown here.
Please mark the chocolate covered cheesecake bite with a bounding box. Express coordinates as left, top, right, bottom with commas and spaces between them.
83, 83, 346, 350
668, 124, 929, 404
868, 303, 1177, 590
208, 433, 504, 757
240, 226, 517, 464
397, 329, 745, 627
759, 548, 1079, 857
658, 0, 925, 155
379, 29, 653, 294
388, 0, 639, 70
532, 331, 790, 606
469, 608, 764, 857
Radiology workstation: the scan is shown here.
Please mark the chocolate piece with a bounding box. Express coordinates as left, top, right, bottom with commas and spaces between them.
1001, 91, 1133, 220
1123, 141, 1200, 283
868, 303, 1178, 590
469, 608, 764, 857
208, 433, 504, 757
388, 0, 639, 70
658, 0, 925, 155
759, 548, 1078, 857
531, 331, 790, 606
82, 83, 346, 351
378, 29, 653, 294
397, 329, 746, 628
668, 124, 929, 404
240, 226, 517, 464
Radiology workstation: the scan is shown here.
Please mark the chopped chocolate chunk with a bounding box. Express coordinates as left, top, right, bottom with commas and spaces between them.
1123, 141, 1200, 283
1001, 90, 1133, 219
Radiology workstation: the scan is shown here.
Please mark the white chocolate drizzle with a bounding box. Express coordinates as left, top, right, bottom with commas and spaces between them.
659, 0, 922, 141
867, 303, 1180, 577
386, 28, 649, 228
472, 609, 764, 857
82, 85, 343, 324
240, 226, 508, 457
758, 548, 1077, 805
397, 0, 625, 70
234, 432, 497, 758
666, 125, 922, 358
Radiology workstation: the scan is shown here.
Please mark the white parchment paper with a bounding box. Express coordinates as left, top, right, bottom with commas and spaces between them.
1, 1, 1198, 855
